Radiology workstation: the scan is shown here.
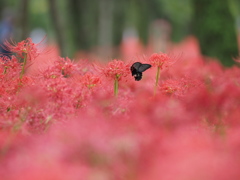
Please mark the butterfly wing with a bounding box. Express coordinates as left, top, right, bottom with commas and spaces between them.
131, 62, 142, 71
138, 64, 151, 72
130, 62, 142, 76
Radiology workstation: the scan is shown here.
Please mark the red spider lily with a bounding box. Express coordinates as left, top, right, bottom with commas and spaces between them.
148, 52, 171, 69
103, 59, 129, 81
80, 72, 101, 89
149, 52, 173, 95
41, 66, 63, 79
103, 59, 129, 96
4, 38, 40, 61
3, 38, 41, 79
160, 79, 182, 96
0, 56, 21, 76
54, 57, 78, 78
160, 77, 201, 97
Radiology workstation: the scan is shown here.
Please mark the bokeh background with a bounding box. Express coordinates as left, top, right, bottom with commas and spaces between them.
0, 0, 240, 66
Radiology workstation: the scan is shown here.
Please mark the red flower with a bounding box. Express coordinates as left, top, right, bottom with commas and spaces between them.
54, 57, 77, 77
149, 52, 171, 69
81, 73, 101, 89
4, 38, 39, 61
103, 59, 129, 81
160, 77, 201, 97
160, 79, 181, 95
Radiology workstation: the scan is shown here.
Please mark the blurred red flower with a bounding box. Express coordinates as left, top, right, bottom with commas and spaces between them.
4, 38, 39, 61
103, 59, 129, 81
149, 52, 171, 69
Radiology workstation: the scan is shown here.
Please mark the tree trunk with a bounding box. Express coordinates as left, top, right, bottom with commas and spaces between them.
67, 0, 82, 52
97, 0, 114, 59
19, 0, 29, 40
48, 0, 66, 57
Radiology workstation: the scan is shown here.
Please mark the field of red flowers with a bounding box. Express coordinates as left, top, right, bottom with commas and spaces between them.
1, 37, 240, 180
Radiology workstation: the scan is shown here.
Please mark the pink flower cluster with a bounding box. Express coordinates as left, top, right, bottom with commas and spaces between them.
1, 38, 240, 180
148, 52, 171, 69
4, 38, 40, 61
103, 59, 129, 81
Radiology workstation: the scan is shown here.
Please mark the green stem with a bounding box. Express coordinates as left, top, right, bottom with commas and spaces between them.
3, 66, 7, 74
114, 78, 119, 97
154, 67, 161, 95
20, 53, 27, 79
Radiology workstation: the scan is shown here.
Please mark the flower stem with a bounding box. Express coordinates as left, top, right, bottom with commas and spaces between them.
20, 53, 27, 79
114, 78, 119, 97
3, 66, 7, 74
154, 67, 160, 95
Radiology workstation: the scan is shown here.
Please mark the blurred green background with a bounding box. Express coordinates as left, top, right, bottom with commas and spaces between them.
0, 0, 239, 66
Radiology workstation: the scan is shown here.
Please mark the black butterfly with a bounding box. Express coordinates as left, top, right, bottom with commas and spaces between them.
130, 62, 152, 81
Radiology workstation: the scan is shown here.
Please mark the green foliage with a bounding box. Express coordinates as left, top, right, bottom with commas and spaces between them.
112, 1, 127, 46
66, 0, 99, 52
228, 0, 240, 18
192, 0, 238, 66
4, 0, 238, 64
130, 0, 152, 44
159, 0, 193, 41
30, 0, 51, 30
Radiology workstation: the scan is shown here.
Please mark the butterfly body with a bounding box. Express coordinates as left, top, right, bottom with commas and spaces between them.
130, 62, 151, 81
